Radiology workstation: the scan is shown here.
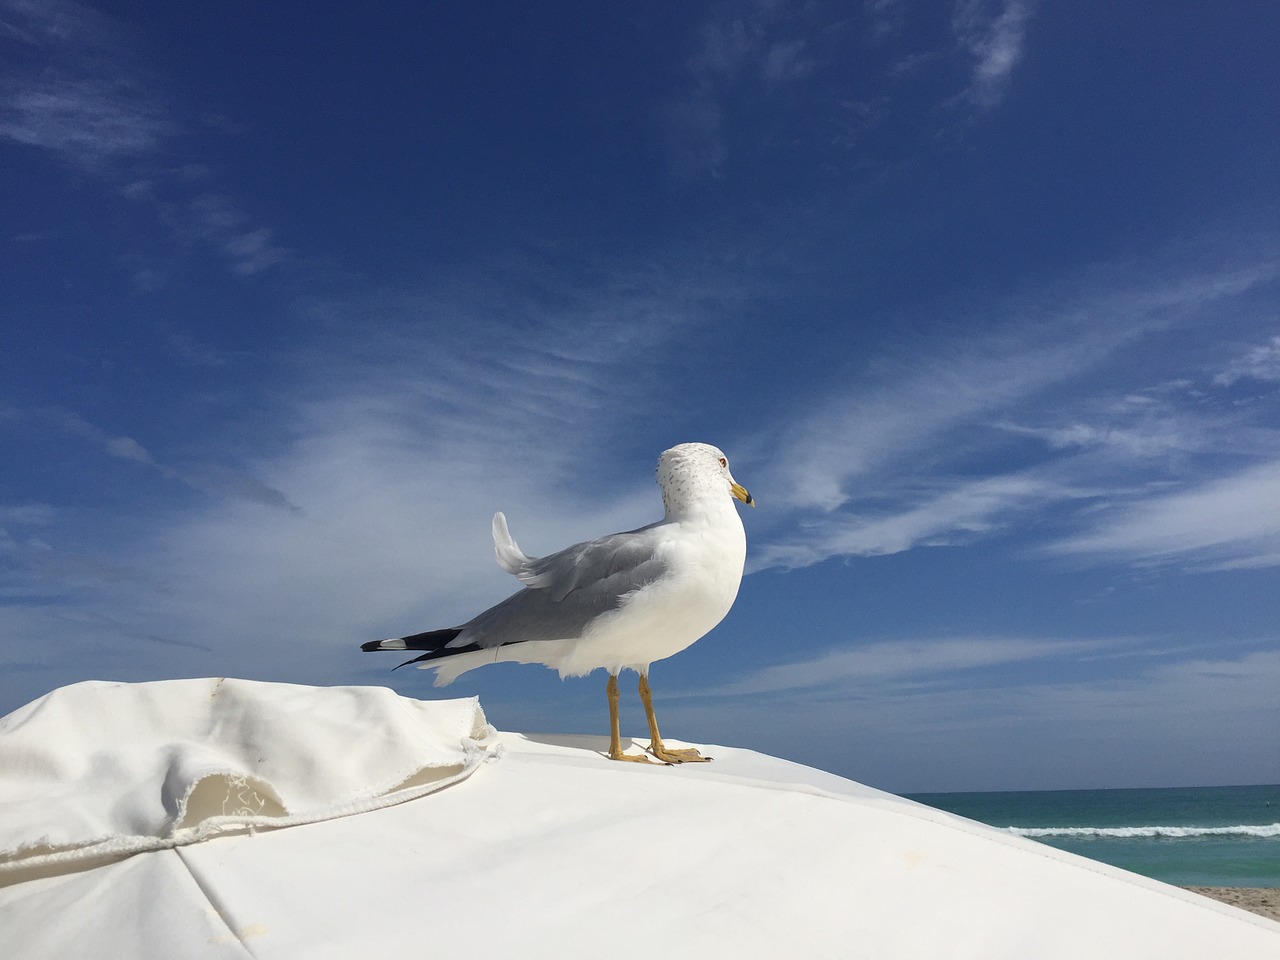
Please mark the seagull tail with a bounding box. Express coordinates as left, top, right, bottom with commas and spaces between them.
492, 511, 533, 576
361, 628, 484, 671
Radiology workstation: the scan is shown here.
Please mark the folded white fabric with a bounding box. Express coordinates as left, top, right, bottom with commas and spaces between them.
0, 678, 495, 879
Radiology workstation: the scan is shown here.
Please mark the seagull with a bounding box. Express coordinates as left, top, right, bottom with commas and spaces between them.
361, 442, 753, 763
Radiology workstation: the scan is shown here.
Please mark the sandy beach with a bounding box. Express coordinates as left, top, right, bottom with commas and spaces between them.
1185, 888, 1280, 923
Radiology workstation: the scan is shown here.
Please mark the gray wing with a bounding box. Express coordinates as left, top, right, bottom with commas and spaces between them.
455, 523, 669, 650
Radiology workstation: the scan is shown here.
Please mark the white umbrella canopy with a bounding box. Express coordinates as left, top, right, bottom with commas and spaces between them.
2, 679, 1277, 959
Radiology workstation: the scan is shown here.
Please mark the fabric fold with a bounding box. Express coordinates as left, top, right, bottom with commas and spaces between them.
0, 678, 495, 881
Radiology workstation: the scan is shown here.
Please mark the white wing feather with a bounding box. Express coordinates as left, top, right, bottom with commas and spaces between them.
491, 512, 534, 579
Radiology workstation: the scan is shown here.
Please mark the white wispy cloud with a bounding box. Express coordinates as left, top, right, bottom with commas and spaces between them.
181, 195, 289, 275
754, 474, 1075, 570
664, 0, 823, 179
164, 331, 234, 368
997, 416, 1201, 460
0, 0, 117, 47
951, 0, 1034, 109
0, 0, 286, 277
699, 634, 1109, 698
0, 502, 54, 526
663, 643, 1280, 791
119, 274, 737, 661
0, 503, 57, 596
763, 337, 1093, 514
888, 51, 938, 78
0, 75, 169, 165
0, 0, 165, 168
864, 0, 909, 41
1213, 334, 1280, 386
768, 348, 1072, 516
0, 254, 757, 706
686, 4, 815, 87
749, 250, 1279, 571
1046, 459, 1280, 571
13, 408, 299, 511
991, 378, 1240, 468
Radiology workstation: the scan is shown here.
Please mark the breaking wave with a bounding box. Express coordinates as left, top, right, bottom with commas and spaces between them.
1008, 823, 1280, 839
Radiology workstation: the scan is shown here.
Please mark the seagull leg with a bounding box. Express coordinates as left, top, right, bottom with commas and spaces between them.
639, 673, 711, 763
607, 674, 658, 763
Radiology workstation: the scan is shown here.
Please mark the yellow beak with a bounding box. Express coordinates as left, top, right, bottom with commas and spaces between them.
731, 482, 755, 507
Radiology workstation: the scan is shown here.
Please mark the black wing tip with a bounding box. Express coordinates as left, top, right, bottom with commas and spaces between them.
362, 629, 482, 672
393, 652, 431, 671
360, 628, 464, 655
401, 627, 464, 649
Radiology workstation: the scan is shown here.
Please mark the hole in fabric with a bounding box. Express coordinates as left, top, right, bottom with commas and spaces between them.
179, 775, 286, 828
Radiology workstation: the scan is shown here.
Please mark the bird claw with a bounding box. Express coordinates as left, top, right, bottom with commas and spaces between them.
647, 743, 712, 764
608, 748, 667, 765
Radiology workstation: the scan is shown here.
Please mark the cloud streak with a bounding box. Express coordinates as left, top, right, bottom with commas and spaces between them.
663, 1, 824, 179
753, 474, 1076, 571
951, 0, 1035, 109
0, 0, 287, 277
0, 0, 166, 169
0, 252, 759, 709
1047, 460, 1280, 571
0, 75, 169, 165
1214, 334, 1280, 386
12, 408, 299, 511
748, 250, 1280, 571
664, 642, 1280, 791
698, 635, 1110, 698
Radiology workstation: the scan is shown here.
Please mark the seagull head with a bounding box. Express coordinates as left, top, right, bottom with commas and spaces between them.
656, 442, 754, 518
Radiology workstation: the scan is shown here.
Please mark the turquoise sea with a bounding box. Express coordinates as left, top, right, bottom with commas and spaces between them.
906, 784, 1280, 887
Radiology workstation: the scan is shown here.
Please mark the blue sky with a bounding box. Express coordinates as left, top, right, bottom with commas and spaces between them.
2, 1, 1278, 793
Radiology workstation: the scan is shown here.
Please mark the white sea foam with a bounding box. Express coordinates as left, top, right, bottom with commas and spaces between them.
1007, 823, 1280, 839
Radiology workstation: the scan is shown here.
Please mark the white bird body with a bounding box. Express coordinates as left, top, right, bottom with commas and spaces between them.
363, 441, 753, 763
524, 512, 742, 678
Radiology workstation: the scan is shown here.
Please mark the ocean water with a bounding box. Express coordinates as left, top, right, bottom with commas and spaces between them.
905, 783, 1280, 887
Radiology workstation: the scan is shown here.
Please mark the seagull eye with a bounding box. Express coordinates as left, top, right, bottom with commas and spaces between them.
719, 457, 727, 468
